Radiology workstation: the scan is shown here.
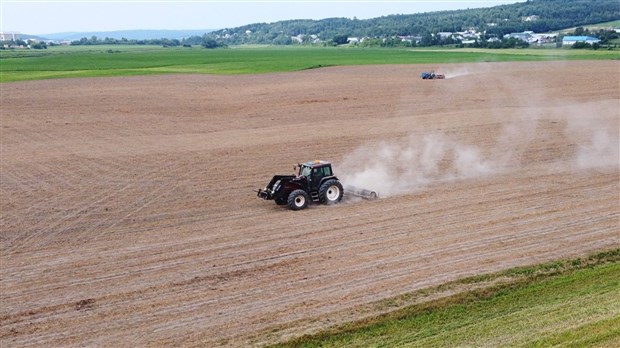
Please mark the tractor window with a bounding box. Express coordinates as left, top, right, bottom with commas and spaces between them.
323, 167, 332, 176
300, 166, 312, 178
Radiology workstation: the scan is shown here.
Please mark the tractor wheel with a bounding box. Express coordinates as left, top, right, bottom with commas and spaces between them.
319, 180, 344, 204
275, 197, 287, 205
287, 189, 310, 210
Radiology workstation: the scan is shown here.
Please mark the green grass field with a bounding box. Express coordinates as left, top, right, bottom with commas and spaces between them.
1, 45, 619, 82
271, 250, 620, 348
558, 19, 620, 32
594, 19, 620, 27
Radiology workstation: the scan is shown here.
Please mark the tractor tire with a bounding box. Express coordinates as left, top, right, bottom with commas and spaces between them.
275, 197, 287, 205
287, 189, 310, 210
319, 179, 344, 204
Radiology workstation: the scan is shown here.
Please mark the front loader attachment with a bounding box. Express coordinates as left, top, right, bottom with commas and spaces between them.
257, 175, 295, 200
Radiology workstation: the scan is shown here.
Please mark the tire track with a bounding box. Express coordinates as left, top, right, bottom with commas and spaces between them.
1, 61, 618, 347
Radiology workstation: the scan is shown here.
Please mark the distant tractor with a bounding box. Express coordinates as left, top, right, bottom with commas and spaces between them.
257, 160, 344, 210
420, 71, 445, 79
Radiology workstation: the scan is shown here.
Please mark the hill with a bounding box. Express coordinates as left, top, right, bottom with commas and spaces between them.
208, 0, 619, 45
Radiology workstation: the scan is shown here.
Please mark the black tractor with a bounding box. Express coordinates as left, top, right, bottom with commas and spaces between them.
257, 160, 344, 210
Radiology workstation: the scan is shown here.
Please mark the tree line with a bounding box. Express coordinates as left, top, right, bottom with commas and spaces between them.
207, 0, 619, 46
68, 35, 226, 48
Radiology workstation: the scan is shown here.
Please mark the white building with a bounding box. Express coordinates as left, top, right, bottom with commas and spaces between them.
562, 36, 601, 45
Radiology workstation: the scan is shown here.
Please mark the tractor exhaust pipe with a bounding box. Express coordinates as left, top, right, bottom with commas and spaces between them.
344, 185, 379, 200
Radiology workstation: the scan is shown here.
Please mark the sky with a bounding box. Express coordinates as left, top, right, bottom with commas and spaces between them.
1, 0, 523, 35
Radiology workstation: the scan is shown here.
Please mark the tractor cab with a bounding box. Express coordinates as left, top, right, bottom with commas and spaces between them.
297, 160, 334, 191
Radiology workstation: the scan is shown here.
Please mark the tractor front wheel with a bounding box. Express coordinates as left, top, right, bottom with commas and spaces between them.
287, 189, 310, 210
319, 180, 344, 204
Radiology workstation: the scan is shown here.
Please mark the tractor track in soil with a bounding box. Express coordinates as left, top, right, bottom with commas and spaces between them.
1, 61, 618, 346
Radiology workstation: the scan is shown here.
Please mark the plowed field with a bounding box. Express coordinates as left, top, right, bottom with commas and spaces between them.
1, 61, 618, 347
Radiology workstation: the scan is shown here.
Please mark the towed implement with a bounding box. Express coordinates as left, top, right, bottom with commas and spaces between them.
257, 160, 377, 210
344, 185, 378, 200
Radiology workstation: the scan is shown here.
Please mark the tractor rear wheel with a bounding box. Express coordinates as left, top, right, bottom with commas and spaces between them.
319, 180, 344, 204
287, 189, 310, 210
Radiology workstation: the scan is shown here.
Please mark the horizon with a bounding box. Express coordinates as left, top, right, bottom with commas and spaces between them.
2, 1, 523, 36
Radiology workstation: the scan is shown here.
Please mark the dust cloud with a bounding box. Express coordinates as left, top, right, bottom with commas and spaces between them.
564, 101, 620, 170
338, 134, 496, 197
442, 63, 494, 80
442, 67, 471, 79
339, 100, 618, 198
575, 128, 619, 169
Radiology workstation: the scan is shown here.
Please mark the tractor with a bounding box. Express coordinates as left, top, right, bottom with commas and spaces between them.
420, 71, 445, 79
257, 160, 344, 210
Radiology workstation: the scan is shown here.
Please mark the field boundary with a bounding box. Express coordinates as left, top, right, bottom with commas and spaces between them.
2, 46, 619, 83
262, 249, 620, 347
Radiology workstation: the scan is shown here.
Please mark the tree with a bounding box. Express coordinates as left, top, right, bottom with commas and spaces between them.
332, 34, 349, 45
273, 34, 292, 45
571, 41, 591, 49
420, 32, 434, 46
202, 37, 218, 48
31, 42, 47, 49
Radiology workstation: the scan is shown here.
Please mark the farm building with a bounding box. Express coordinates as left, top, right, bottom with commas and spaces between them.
562, 36, 601, 45
505, 32, 533, 42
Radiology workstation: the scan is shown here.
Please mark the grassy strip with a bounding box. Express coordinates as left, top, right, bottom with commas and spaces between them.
271, 249, 620, 348
593, 19, 620, 26
1, 46, 619, 82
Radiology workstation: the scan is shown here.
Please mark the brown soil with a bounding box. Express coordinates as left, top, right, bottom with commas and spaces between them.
1, 61, 618, 347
